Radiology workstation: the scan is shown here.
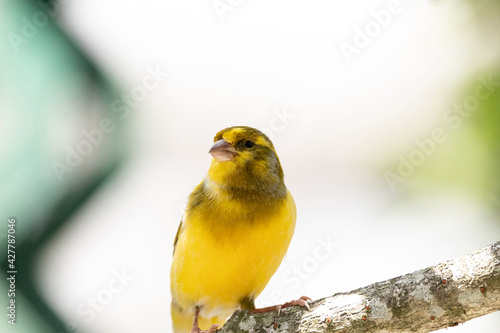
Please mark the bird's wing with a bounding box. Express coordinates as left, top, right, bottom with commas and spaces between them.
173, 219, 183, 256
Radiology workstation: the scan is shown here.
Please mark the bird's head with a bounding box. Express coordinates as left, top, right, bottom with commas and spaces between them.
207, 126, 285, 195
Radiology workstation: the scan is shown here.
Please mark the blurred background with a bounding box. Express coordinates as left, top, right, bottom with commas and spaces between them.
1, 0, 499, 332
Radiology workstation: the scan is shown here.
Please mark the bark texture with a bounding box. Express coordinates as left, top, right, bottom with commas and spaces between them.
220, 241, 500, 332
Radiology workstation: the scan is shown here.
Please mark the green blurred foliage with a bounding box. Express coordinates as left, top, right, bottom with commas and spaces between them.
416, 71, 500, 211
1, 1, 127, 332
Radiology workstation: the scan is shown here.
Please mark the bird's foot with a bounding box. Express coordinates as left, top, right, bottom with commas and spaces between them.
191, 324, 221, 333
253, 296, 312, 316
191, 306, 221, 333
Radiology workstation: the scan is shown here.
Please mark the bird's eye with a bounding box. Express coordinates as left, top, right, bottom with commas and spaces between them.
244, 140, 254, 149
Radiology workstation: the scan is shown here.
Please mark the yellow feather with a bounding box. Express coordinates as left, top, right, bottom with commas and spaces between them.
170, 127, 296, 332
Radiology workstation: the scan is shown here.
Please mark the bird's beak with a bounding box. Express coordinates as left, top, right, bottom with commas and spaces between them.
209, 139, 238, 161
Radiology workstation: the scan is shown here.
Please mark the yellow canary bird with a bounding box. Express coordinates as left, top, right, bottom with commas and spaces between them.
170, 126, 304, 333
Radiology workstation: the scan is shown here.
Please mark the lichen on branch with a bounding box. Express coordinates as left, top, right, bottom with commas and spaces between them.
219, 241, 500, 333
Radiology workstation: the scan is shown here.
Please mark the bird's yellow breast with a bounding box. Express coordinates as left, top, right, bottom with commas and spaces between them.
170, 190, 296, 319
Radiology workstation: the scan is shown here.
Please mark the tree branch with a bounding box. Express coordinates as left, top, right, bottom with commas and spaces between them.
220, 241, 500, 332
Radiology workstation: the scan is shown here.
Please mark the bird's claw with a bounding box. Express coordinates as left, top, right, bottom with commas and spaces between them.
191, 324, 221, 333
206, 324, 222, 333
280, 296, 312, 314
253, 296, 312, 316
